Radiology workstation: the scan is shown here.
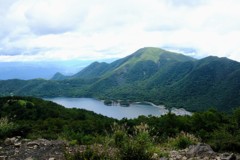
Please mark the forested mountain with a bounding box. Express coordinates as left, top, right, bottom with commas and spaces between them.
1, 47, 240, 111
52, 47, 195, 80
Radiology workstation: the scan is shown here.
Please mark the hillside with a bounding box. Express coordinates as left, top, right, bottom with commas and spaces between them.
1, 96, 240, 159
0, 96, 115, 139
0, 47, 240, 111
142, 56, 240, 111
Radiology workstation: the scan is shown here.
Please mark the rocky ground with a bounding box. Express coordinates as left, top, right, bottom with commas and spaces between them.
0, 137, 239, 160
0, 137, 66, 160
167, 143, 239, 160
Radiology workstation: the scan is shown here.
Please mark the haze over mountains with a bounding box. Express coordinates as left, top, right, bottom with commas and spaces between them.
0, 61, 95, 80
1, 47, 240, 112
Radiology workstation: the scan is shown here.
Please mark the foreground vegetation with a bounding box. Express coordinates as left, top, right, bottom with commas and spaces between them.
0, 96, 240, 159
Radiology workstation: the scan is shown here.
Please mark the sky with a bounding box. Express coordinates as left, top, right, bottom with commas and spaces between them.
1, 0, 240, 62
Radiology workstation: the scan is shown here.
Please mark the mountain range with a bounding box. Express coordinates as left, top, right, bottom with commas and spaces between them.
1, 47, 240, 112
0, 60, 96, 80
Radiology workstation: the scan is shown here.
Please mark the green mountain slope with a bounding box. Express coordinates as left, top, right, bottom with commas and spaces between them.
86, 47, 195, 92
1, 47, 240, 112
72, 62, 109, 79
160, 56, 240, 111
52, 47, 194, 81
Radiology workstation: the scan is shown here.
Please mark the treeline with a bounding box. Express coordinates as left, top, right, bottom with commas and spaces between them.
0, 96, 240, 154
0, 96, 115, 143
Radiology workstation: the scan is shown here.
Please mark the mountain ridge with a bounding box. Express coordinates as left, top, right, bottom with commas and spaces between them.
0, 47, 240, 112
52, 47, 195, 80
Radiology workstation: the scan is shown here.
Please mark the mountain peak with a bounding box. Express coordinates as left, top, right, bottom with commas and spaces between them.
135, 47, 166, 53
51, 47, 195, 80
136, 47, 166, 51
51, 72, 65, 80
132, 47, 168, 63
118, 47, 195, 69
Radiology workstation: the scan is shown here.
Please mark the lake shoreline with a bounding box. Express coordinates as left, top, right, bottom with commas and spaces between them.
103, 99, 192, 116
45, 97, 192, 119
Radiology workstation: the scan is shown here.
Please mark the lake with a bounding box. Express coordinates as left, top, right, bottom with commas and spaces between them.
45, 97, 191, 119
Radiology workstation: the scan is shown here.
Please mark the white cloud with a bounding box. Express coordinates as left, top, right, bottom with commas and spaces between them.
25, 0, 88, 34
0, 0, 240, 62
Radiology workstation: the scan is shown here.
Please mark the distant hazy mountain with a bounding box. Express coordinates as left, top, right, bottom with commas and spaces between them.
0, 61, 91, 80
0, 62, 57, 80
1, 47, 240, 112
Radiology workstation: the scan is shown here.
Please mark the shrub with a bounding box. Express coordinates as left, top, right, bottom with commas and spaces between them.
112, 123, 157, 160
120, 132, 153, 160
74, 146, 101, 160
0, 117, 19, 139
168, 132, 199, 149
69, 140, 78, 146
65, 145, 114, 160
114, 130, 126, 147
209, 129, 240, 152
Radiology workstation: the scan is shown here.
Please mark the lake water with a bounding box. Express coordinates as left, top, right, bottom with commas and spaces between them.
45, 97, 191, 119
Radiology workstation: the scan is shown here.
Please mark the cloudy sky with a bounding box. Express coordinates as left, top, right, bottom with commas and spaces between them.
1, 0, 240, 62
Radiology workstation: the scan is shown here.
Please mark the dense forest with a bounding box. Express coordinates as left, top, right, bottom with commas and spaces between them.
1, 96, 240, 159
